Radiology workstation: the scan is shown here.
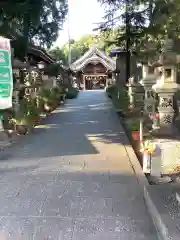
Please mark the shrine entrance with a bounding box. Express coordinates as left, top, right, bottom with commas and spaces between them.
70, 45, 116, 90
84, 75, 107, 90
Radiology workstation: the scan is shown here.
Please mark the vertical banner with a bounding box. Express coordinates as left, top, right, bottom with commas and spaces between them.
0, 37, 13, 109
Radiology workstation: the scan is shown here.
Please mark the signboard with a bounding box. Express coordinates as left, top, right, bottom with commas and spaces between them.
0, 37, 13, 109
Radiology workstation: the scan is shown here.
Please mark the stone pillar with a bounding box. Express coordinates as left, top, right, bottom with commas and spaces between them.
127, 77, 136, 108
13, 90, 20, 113
127, 76, 144, 110
140, 64, 157, 129
152, 38, 180, 135
83, 75, 86, 90
12, 69, 20, 113
53, 78, 57, 87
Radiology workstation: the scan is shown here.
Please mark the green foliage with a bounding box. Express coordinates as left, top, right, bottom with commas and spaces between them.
11, 97, 40, 126
49, 47, 68, 65
66, 87, 79, 99
0, 0, 68, 53
50, 31, 117, 66
39, 88, 54, 105
126, 118, 140, 131
50, 86, 63, 101
106, 84, 118, 98
98, 0, 180, 55
39, 86, 63, 109
30, 0, 68, 48
106, 84, 129, 111
44, 63, 63, 77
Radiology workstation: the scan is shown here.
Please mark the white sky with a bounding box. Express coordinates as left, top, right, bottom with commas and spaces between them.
54, 0, 105, 47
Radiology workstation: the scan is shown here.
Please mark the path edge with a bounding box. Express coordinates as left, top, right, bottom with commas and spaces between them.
111, 104, 168, 240
124, 142, 167, 240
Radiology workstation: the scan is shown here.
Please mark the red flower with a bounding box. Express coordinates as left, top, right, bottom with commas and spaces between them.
149, 113, 159, 119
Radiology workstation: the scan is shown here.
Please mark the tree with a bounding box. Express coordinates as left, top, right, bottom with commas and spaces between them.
49, 47, 68, 65
98, 0, 180, 52
49, 31, 118, 66
0, 0, 68, 56
29, 0, 68, 48
98, 0, 148, 82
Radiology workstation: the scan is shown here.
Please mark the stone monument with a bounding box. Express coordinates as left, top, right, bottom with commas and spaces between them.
150, 38, 180, 182
140, 63, 158, 129
152, 38, 180, 136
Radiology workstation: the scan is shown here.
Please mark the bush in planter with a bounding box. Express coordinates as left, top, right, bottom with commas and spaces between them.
126, 118, 140, 132
12, 117, 30, 135
2, 108, 15, 135
39, 88, 55, 112
106, 84, 117, 98
26, 99, 41, 126
125, 118, 141, 141
106, 85, 129, 113
10, 105, 30, 135
66, 87, 78, 99
53, 86, 66, 103
51, 86, 62, 97
49, 87, 63, 107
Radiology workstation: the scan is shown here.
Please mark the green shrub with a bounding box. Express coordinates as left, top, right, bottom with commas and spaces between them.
17, 98, 40, 123
106, 84, 129, 111
66, 87, 78, 99
106, 84, 117, 98
126, 118, 140, 131
51, 86, 62, 97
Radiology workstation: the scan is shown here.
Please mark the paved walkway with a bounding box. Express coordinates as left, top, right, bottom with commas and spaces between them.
0, 90, 157, 239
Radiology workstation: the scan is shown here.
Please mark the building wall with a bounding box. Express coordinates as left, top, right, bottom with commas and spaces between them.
83, 63, 107, 74
75, 62, 109, 89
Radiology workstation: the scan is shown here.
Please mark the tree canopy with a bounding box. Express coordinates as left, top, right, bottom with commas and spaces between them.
98, 0, 180, 53
0, 0, 68, 55
97, 0, 180, 81
49, 31, 117, 66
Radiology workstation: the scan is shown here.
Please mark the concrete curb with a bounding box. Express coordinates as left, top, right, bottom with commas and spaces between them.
143, 186, 169, 240
123, 128, 168, 240
108, 98, 167, 240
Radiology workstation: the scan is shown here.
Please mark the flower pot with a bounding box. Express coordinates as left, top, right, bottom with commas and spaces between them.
15, 125, 28, 135
32, 117, 41, 126
6, 129, 14, 137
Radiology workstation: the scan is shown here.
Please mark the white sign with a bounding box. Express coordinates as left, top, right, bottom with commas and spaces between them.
0, 37, 13, 109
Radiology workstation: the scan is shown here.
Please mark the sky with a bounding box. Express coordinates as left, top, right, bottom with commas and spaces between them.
54, 0, 105, 47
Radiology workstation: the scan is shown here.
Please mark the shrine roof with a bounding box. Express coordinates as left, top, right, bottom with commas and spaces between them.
70, 45, 116, 72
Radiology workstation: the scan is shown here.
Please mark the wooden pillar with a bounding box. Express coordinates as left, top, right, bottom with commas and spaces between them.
83, 75, 86, 90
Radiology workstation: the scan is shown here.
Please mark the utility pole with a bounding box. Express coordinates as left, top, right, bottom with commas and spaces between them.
67, 0, 71, 66
125, 0, 131, 83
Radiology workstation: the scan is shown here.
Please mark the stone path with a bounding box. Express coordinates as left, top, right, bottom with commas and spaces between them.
0, 90, 157, 239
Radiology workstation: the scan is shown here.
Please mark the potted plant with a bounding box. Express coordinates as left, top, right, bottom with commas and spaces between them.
3, 109, 15, 136
66, 86, 78, 99
26, 98, 41, 126
39, 88, 54, 113
126, 119, 142, 141
11, 117, 29, 135
10, 99, 31, 135
51, 87, 62, 100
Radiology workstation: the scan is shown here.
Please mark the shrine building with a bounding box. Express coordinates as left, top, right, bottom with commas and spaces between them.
70, 45, 116, 90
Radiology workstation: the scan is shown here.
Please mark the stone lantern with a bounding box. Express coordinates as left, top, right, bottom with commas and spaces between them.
127, 76, 144, 110
140, 64, 157, 113
152, 38, 180, 135
140, 63, 158, 129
